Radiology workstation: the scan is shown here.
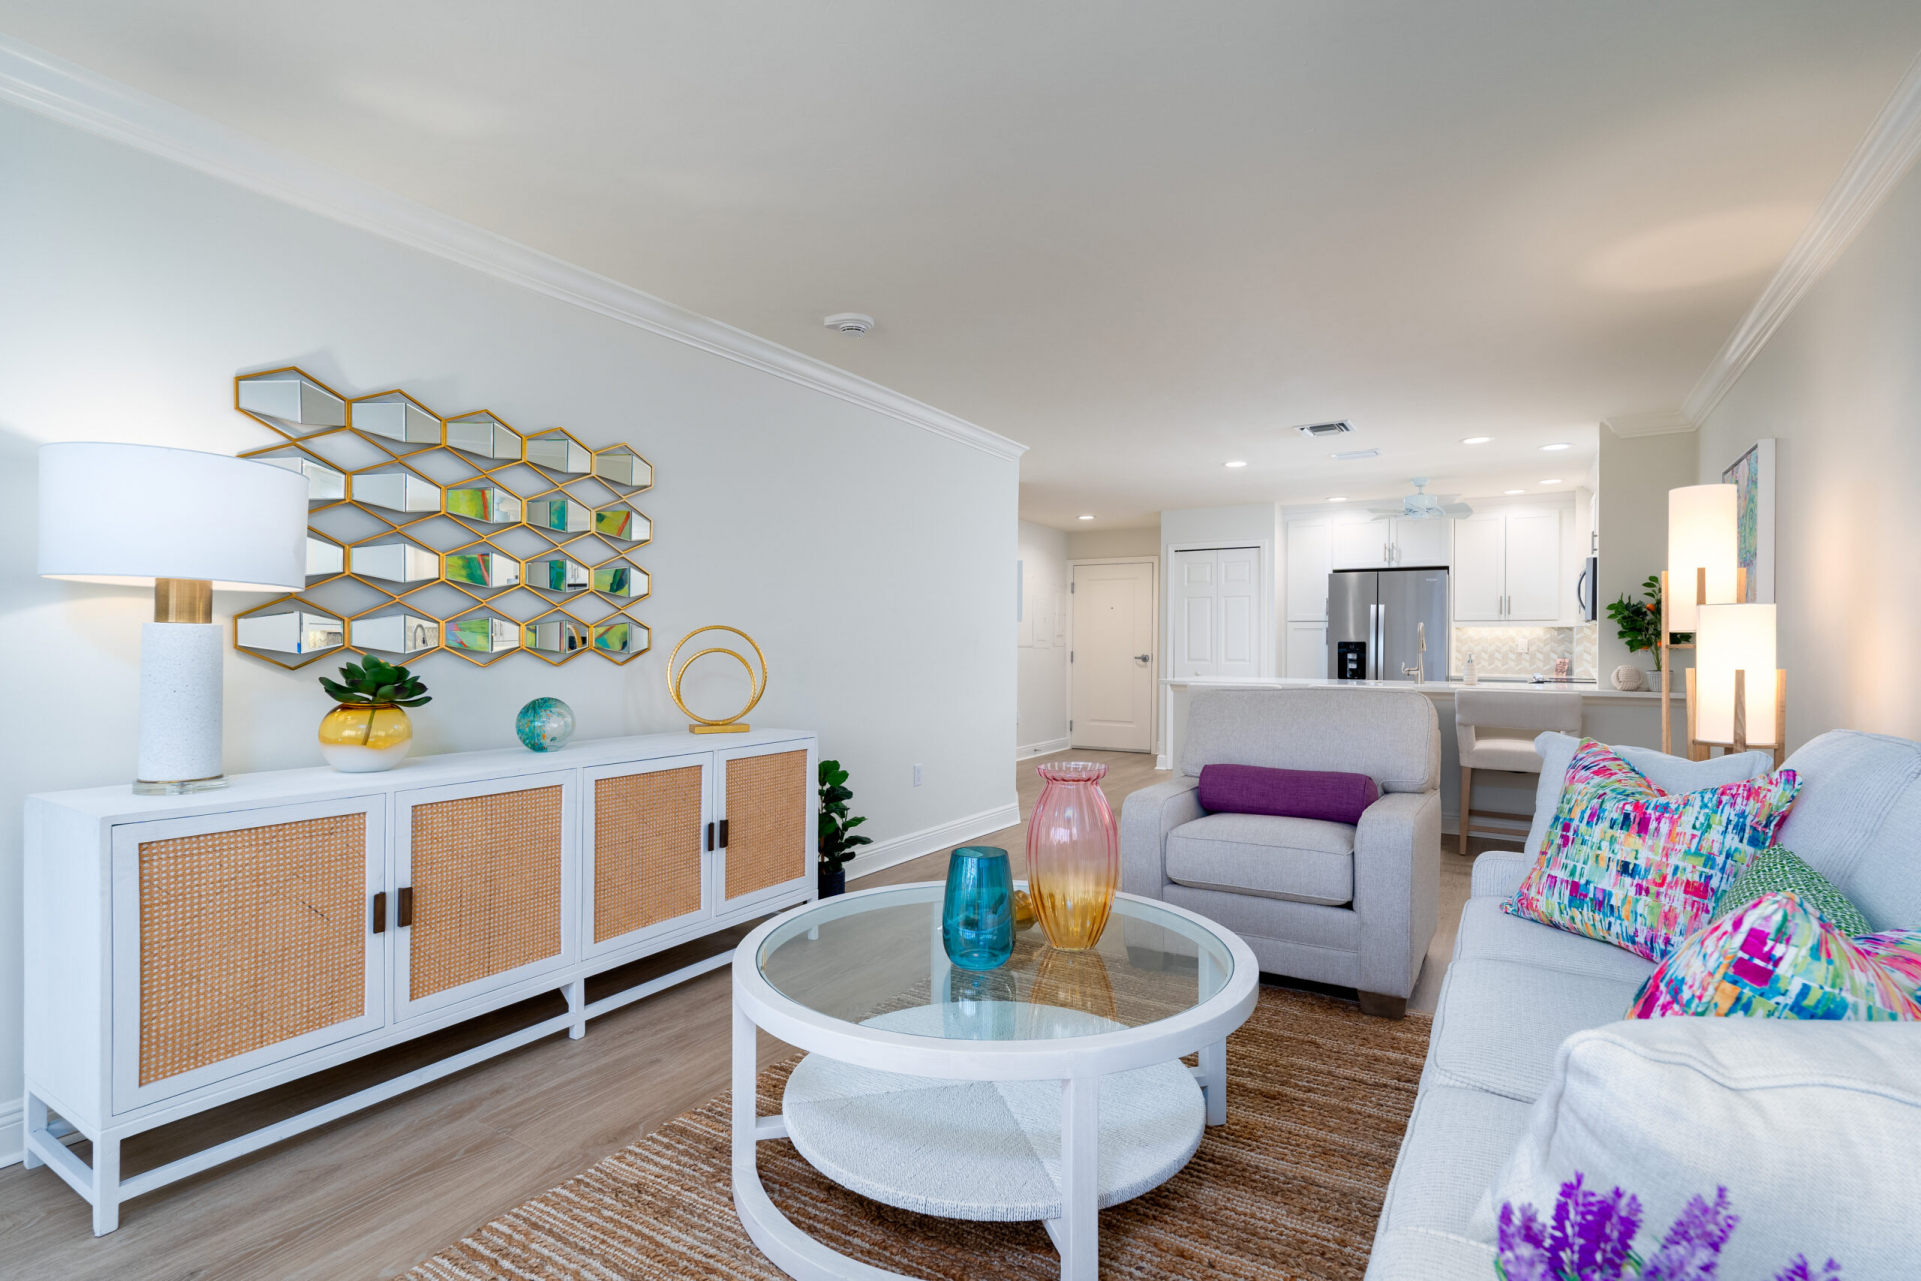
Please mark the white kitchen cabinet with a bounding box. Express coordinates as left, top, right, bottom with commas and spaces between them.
1285, 519, 1331, 620
1285, 623, 1328, 678
1452, 506, 1562, 622
1328, 517, 1390, 570
1393, 517, 1451, 567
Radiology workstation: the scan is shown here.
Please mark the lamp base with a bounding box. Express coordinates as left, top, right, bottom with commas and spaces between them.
133, 775, 229, 796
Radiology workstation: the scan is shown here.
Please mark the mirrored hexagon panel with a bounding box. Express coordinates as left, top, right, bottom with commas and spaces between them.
352, 465, 442, 517
350, 391, 442, 453
445, 483, 523, 527
593, 445, 652, 491
234, 599, 347, 669
523, 608, 591, 663
524, 552, 591, 596
350, 537, 441, 587
593, 502, 651, 545
236, 368, 347, 437
445, 411, 523, 462
444, 541, 521, 593
349, 610, 441, 657
591, 556, 649, 601
306, 531, 347, 583
590, 613, 650, 662
247, 445, 348, 505
526, 428, 592, 475
525, 490, 593, 537
443, 608, 521, 664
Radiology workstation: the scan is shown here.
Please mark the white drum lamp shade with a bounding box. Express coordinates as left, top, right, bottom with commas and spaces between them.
38, 442, 308, 589
1695, 603, 1777, 747
1666, 484, 1737, 631
38, 442, 308, 791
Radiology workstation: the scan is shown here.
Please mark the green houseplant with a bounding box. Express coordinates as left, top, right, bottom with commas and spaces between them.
1606, 574, 1692, 670
316, 655, 430, 773
817, 759, 871, 898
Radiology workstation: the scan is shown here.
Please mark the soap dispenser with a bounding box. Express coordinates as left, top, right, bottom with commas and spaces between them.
1463, 653, 1478, 686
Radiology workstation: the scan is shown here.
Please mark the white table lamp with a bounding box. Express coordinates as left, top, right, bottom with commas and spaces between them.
39, 442, 308, 793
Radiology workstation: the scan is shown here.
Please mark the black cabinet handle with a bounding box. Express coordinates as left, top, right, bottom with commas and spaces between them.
372, 891, 386, 934
397, 886, 414, 928
718, 818, 730, 848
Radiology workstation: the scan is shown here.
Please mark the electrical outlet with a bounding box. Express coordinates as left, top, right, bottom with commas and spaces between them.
913, 764, 923, 787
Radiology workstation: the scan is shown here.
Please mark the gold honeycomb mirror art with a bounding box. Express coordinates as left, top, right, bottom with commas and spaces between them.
230, 366, 652, 669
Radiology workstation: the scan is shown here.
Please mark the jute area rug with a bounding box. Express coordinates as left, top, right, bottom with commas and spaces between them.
407, 989, 1430, 1281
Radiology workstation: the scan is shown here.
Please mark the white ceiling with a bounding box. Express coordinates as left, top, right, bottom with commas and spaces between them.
6, 2, 1919, 527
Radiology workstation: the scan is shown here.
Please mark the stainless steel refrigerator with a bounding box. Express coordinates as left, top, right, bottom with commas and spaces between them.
1327, 568, 1450, 682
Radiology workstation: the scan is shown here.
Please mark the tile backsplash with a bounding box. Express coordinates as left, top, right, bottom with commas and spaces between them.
1453, 623, 1598, 680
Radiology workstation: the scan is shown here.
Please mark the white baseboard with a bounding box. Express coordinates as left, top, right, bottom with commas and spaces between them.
1155, 754, 1171, 771
1016, 736, 1071, 761
0, 1099, 22, 1168
844, 800, 1023, 882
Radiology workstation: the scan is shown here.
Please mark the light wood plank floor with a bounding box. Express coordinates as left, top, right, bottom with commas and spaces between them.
0, 748, 1491, 1280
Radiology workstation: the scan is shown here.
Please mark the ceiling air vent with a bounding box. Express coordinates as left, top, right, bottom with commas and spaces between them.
1332, 449, 1380, 461
1295, 420, 1353, 438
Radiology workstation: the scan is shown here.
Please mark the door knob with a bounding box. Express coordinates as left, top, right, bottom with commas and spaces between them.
1134, 653, 1152, 662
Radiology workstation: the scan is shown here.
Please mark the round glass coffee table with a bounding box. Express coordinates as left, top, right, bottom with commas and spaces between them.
731, 881, 1258, 1281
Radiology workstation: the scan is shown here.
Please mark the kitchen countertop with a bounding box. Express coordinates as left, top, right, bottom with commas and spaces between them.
1160, 675, 1668, 702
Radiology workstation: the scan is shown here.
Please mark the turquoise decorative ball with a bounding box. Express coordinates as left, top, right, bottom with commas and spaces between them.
515, 697, 576, 752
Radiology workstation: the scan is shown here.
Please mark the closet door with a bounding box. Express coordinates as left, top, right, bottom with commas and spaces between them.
110, 797, 386, 1113
393, 771, 576, 1022
715, 739, 816, 919
1171, 549, 1219, 677
1215, 546, 1261, 678
583, 753, 713, 959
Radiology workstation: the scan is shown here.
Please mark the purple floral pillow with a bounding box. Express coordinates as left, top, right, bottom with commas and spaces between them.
1495, 1173, 1842, 1280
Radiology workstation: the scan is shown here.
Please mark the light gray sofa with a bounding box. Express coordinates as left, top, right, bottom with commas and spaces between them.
1365, 728, 1921, 1277
1121, 687, 1441, 1018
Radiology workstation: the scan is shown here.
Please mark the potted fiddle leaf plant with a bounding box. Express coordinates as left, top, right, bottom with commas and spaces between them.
317, 654, 430, 773
817, 759, 871, 898
1607, 574, 1692, 671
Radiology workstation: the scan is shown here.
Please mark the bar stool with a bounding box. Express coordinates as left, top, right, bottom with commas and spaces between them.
1456, 689, 1583, 848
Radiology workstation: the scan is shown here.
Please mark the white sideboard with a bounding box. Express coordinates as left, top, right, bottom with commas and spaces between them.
23, 727, 817, 1234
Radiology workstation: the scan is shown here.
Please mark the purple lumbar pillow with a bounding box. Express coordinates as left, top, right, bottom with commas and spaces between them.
1197, 763, 1380, 825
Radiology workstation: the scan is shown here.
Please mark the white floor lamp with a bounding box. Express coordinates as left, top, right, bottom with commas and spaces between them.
38, 442, 308, 793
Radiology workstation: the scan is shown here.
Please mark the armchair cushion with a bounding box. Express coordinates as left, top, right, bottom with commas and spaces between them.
1165, 812, 1354, 906
1197, 762, 1379, 824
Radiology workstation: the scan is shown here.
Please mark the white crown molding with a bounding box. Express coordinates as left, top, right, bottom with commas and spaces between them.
0, 36, 1025, 462
1604, 410, 1695, 438
1685, 50, 1921, 425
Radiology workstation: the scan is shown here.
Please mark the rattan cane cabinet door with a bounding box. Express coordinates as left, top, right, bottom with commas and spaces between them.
394, 771, 577, 1023
110, 796, 387, 1114
716, 739, 815, 918
582, 753, 714, 960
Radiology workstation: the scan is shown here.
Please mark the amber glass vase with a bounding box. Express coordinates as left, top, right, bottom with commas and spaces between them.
1026, 761, 1119, 950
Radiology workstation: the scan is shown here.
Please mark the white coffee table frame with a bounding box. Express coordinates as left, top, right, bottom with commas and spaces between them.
731, 883, 1260, 1281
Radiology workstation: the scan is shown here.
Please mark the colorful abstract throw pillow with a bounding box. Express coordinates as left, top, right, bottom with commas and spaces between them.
1711, 846, 1870, 937
1625, 892, 1921, 1021
1505, 740, 1801, 962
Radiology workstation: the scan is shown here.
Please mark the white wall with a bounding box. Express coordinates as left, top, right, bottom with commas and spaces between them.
1016, 521, 1069, 755
0, 104, 1018, 1160
1696, 152, 1921, 748
1596, 427, 1697, 681
1067, 527, 1159, 559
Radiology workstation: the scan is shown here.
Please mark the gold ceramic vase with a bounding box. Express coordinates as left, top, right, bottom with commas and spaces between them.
319, 703, 413, 773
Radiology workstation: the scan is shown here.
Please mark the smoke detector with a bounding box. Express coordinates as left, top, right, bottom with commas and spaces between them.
824, 312, 874, 335
1295, 420, 1353, 438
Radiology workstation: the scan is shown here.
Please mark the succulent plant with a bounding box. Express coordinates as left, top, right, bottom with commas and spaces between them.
319, 654, 431, 708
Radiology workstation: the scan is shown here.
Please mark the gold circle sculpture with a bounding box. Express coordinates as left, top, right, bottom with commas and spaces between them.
667, 625, 766, 734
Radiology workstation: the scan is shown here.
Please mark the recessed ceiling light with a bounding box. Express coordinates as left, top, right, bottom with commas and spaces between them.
1224, 460, 1248, 468
1077, 514, 1095, 520
1505, 489, 1525, 495
1540, 478, 1563, 485
1327, 496, 1347, 503
1461, 436, 1492, 445
1540, 442, 1570, 451
1331, 449, 1379, 461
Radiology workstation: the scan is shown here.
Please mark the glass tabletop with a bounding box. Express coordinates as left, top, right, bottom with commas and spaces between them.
756, 883, 1235, 1042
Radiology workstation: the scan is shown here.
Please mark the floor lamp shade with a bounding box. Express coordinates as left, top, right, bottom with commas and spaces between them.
1695, 603, 1777, 746
38, 442, 309, 589
37, 443, 308, 790
1666, 484, 1737, 631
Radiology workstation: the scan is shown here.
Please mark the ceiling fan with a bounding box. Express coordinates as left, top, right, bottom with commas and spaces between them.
1369, 478, 1472, 521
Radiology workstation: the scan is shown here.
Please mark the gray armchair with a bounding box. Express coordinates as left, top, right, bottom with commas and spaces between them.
1121, 687, 1441, 1017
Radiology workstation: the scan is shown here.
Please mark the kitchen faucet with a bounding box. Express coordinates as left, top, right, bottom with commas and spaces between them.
1402, 621, 1426, 685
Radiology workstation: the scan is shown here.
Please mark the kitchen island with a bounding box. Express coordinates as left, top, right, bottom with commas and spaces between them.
1159, 676, 1685, 836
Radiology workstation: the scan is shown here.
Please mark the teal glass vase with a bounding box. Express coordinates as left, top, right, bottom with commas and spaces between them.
942, 846, 1014, 971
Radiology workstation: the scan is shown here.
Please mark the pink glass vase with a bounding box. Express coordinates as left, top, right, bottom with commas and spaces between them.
1026, 761, 1119, 950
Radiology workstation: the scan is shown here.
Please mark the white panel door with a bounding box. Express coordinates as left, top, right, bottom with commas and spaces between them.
1285, 520, 1330, 621
1285, 623, 1327, 678
1504, 509, 1563, 621
1328, 518, 1390, 570
1453, 513, 1506, 621
1173, 550, 1218, 677
1394, 517, 1451, 567
1070, 560, 1156, 751
1216, 547, 1260, 677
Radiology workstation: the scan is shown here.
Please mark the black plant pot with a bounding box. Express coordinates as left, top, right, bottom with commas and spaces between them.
818, 865, 846, 898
